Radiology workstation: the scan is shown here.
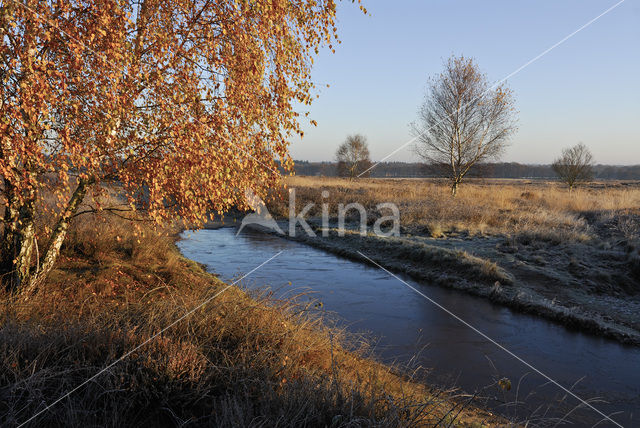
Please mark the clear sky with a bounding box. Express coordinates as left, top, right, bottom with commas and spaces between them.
290, 0, 640, 165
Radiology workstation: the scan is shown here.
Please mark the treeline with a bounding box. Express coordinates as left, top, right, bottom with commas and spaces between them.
292, 161, 640, 180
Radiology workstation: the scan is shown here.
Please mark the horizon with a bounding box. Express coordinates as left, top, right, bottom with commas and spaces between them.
289, 0, 640, 165
291, 159, 640, 167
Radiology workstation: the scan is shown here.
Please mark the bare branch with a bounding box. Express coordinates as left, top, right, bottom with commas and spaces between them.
411, 56, 518, 195
552, 143, 594, 190
335, 134, 372, 179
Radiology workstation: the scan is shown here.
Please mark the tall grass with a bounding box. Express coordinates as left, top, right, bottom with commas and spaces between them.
273, 177, 640, 241
1, 208, 497, 427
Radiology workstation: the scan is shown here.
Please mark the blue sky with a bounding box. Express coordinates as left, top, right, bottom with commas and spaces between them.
290, 0, 640, 165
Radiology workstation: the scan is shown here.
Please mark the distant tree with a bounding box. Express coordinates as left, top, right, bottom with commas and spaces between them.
412, 55, 517, 195
335, 135, 372, 178
552, 143, 594, 191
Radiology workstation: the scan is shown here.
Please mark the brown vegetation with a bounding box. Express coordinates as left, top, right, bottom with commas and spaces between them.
0, 208, 501, 427
277, 176, 640, 242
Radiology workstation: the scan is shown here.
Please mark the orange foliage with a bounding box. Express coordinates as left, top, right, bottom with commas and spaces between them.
0, 0, 363, 291
1, 0, 355, 220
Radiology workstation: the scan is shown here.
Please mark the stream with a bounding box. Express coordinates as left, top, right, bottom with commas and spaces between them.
177, 227, 640, 427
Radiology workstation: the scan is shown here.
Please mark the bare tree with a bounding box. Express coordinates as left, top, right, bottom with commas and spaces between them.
552, 143, 594, 191
412, 56, 517, 195
335, 134, 372, 178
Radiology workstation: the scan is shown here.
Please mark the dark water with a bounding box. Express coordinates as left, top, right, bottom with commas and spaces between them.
177, 228, 640, 427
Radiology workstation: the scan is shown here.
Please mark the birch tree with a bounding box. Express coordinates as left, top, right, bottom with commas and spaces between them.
335, 134, 372, 178
552, 143, 594, 191
412, 56, 517, 195
0, 0, 360, 293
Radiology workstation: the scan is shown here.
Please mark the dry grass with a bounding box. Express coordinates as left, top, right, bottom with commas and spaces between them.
0, 209, 500, 427
273, 176, 640, 242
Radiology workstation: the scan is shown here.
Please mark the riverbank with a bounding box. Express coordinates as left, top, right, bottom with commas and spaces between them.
259, 177, 640, 346
272, 223, 640, 346
0, 213, 503, 426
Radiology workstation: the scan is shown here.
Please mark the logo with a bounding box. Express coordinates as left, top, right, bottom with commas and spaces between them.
235, 188, 284, 236
237, 188, 400, 238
